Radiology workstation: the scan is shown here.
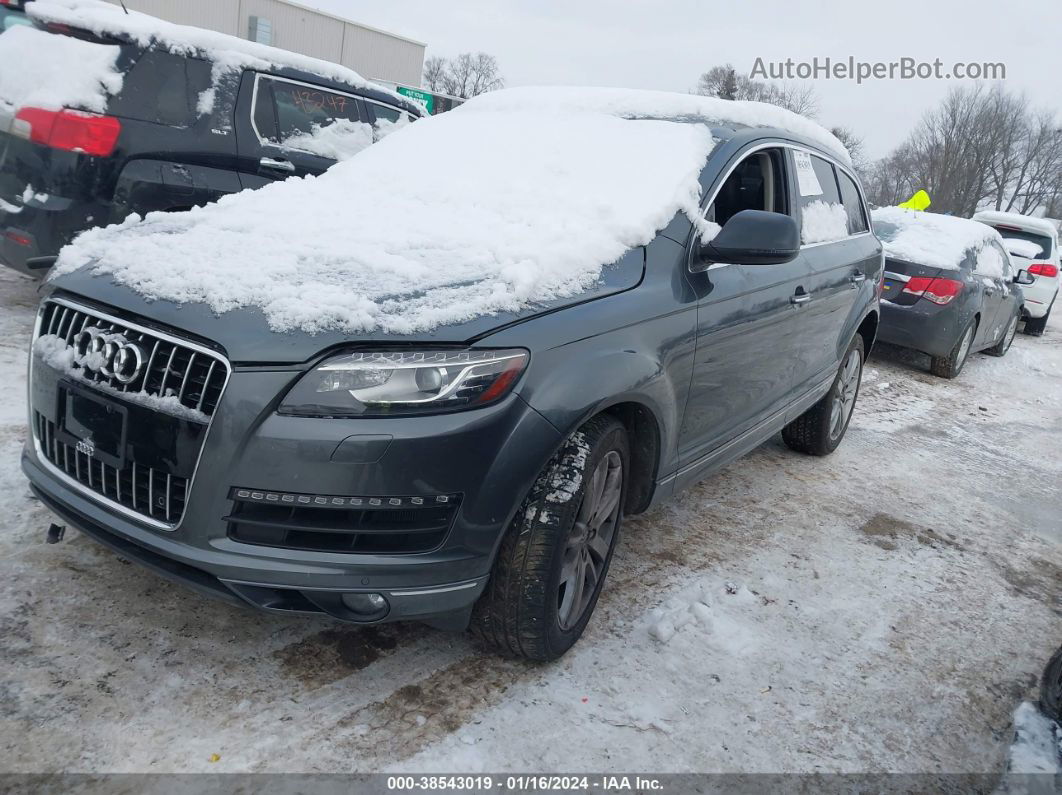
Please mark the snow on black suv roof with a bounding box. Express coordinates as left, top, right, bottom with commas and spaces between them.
0, 0, 423, 276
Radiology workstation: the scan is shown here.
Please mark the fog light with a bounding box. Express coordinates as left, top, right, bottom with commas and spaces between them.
340, 592, 389, 620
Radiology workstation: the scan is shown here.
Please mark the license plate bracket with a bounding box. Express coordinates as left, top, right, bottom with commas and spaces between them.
56, 381, 128, 470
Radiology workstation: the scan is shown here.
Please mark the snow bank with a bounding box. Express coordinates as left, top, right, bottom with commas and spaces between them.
1006, 702, 1061, 775
1003, 238, 1045, 260
53, 101, 717, 335
872, 206, 1002, 271
0, 25, 122, 113
802, 200, 848, 244
464, 86, 851, 166
26, 0, 405, 110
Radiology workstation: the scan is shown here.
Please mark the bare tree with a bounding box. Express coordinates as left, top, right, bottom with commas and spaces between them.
422, 52, 505, 99
830, 126, 866, 171
695, 63, 818, 117
422, 55, 448, 94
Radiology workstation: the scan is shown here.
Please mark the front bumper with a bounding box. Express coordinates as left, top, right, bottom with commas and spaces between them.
23, 365, 562, 627
877, 298, 967, 358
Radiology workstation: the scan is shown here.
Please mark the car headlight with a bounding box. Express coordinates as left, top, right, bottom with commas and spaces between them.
278, 349, 529, 417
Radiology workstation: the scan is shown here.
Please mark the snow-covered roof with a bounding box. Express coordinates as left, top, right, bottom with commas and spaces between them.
872, 207, 1003, 271
464, 87, 851, 166
972, 210, 1059, 239
53, 94, 721, 335
25, 0, 404, 103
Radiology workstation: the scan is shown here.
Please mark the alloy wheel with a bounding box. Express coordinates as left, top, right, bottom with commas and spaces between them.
829, 349, 861, 441
557, 450, 623, 630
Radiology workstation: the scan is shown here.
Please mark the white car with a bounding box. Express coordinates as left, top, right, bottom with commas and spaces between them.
972, 210, 1060, 336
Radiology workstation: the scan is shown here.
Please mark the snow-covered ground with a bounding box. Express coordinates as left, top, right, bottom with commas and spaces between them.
0, 265, 1059, 777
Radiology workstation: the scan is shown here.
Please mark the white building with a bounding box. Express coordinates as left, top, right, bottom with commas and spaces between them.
107, 0, 426, 87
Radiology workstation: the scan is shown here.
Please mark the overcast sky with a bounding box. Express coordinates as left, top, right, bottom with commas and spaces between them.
305, 0, 1059, 160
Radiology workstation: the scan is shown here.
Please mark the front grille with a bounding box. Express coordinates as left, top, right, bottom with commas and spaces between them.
37, 300, 226, 416
35, 412, 188, 523
225, 488, 459, 554
32, 298, 230, 527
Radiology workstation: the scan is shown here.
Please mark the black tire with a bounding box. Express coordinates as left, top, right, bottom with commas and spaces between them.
470, 415, 629, 661
782, 334, 864, 456
985, 310, 1019, 357
1022, 298, 1053, 337
1041, 645, 1062, 722
930, 318, 977, 379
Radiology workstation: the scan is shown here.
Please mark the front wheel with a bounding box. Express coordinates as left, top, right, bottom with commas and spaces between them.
782, 334, 864, 456
470, 415, 629, 660
986, 311, 1019, 357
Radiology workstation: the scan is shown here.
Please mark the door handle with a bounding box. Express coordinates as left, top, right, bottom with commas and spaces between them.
260, 156, 295, 173
790, 291, 811, 305
850, 272, 867, 283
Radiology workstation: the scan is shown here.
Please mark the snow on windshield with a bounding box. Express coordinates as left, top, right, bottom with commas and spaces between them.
0, 25, 122, 112
872, 206, 1002, 270
53, 104, 718, 335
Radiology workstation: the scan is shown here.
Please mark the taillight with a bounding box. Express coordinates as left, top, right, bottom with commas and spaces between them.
1028, 263, 1059, 278
903, 276, 964, 305
12, 107, 121, 157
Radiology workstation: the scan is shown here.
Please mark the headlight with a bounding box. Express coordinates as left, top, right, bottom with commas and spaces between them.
278, 349, 529, 417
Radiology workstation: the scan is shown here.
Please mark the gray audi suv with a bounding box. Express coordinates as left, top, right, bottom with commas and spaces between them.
22, 89, 881, 660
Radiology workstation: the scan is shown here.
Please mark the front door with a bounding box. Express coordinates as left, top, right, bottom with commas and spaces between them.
676, 145, 811, 486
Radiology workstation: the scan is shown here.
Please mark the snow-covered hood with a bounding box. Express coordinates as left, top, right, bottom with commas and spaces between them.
51, 87, 841, 343
46, 246, 647, 364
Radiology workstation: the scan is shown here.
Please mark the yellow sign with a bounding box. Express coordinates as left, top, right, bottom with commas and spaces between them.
898, 190, 931, 211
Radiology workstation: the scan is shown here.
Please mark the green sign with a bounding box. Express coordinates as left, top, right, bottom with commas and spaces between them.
397, 86, 434, 114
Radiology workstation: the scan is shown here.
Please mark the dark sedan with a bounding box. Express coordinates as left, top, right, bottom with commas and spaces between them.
871, 207, 1031, 379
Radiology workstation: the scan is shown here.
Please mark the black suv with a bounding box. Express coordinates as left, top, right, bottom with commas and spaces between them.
0, 16, 421, 275
23, 94, 882, 660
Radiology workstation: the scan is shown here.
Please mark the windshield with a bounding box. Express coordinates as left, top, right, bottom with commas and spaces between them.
991, 227, 1052, 260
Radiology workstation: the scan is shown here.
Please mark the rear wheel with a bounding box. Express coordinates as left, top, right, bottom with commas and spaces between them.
1023, 297, 1053, 337
986, 311, 1019, 357
470, 415, 628, 661
782, 334, 863, 456
930, 318, 976, 379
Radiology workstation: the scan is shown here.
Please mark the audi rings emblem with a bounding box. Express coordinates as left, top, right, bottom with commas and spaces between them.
74, 328, 146, 384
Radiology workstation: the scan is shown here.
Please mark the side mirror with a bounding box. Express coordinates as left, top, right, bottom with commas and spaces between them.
693, 210, 800, 272
1014, 269, 1035, 286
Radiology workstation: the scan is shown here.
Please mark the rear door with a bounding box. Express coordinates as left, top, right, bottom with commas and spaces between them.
235, 73, 369, 187
976, 240, 1016, 342
789, 150, 880, 396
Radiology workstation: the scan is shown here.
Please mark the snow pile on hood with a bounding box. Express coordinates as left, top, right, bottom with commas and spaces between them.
0, 25, 122, 112
464, 86, 852, 166
1003, 238, 1045, 260
26, 0, 405, 110
801, 201, 848, 244
53, 100, 717, 335
872, 206, 1002, 270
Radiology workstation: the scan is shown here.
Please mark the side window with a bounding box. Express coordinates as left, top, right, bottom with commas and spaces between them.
107, 50, 212, 127
704, 148, 789, 229
994, 242, 1014, 279
794, 152, 847, 245
370, 104, 405, 124
272, 79, 362, 139
837, 169, 869, 234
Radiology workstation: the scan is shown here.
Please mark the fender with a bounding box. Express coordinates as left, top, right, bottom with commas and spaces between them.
111, 158, 243, 221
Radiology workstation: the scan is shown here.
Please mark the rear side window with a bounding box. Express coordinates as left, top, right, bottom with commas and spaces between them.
107, 50, 212, 127
794, 152, 847, 244
253, 75, 363, 143
837, 170, 868, 234
369, 103, 405, 124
